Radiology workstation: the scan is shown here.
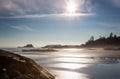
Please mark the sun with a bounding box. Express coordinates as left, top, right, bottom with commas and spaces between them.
66, 1, 78, 14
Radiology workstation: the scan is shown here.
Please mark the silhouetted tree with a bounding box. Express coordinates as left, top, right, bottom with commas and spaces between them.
114, 34, 117, 39
89, 36, 94, 41
109, 32, 113, 38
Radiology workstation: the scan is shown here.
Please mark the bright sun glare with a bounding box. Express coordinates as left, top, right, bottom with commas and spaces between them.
66, 0, 78, 15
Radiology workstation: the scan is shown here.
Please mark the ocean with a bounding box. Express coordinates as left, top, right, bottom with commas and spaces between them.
1, 48, 120, 79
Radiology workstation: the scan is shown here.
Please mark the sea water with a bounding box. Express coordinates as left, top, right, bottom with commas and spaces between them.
1, 48, 120, 79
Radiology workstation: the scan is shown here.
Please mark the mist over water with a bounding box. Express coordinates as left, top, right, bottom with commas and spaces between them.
2, 48, 120, 79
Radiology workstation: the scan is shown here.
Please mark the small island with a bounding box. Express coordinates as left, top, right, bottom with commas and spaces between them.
18, 44, 34, 48
24, 44, 34, 48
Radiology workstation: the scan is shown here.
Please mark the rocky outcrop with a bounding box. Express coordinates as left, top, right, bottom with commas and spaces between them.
24, 44, 34, 48
0, 50, 55, 79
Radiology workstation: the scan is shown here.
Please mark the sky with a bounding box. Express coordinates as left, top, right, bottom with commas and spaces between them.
0, 0, 120, 47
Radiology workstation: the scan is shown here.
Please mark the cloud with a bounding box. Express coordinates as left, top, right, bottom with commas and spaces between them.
0, 0, 65, 17
0, 0, 93, 18
111, 0, 120, 8
0, 0, 119, 18
10, 26, 35, 31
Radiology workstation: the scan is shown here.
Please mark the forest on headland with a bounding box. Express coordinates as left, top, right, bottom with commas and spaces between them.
43, 33, 120, 48
81, 33, 120, 48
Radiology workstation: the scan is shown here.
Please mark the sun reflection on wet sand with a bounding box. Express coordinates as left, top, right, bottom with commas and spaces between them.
59, 63, 88, 69
60, 48, 83, 52
64, 48, 83, 51
44, 63, 89, 70
52, 70, 89, 79
55, 57, 93, 63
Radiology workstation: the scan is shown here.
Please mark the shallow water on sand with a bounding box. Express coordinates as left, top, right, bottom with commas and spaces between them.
2, 48, 120, 79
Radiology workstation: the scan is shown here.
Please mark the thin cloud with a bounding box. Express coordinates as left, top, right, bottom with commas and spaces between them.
0, 13, 94, 18
10, 26, 35, 31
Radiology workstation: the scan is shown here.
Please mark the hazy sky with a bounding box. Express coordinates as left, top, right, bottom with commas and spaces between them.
0, 0, 120, 47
